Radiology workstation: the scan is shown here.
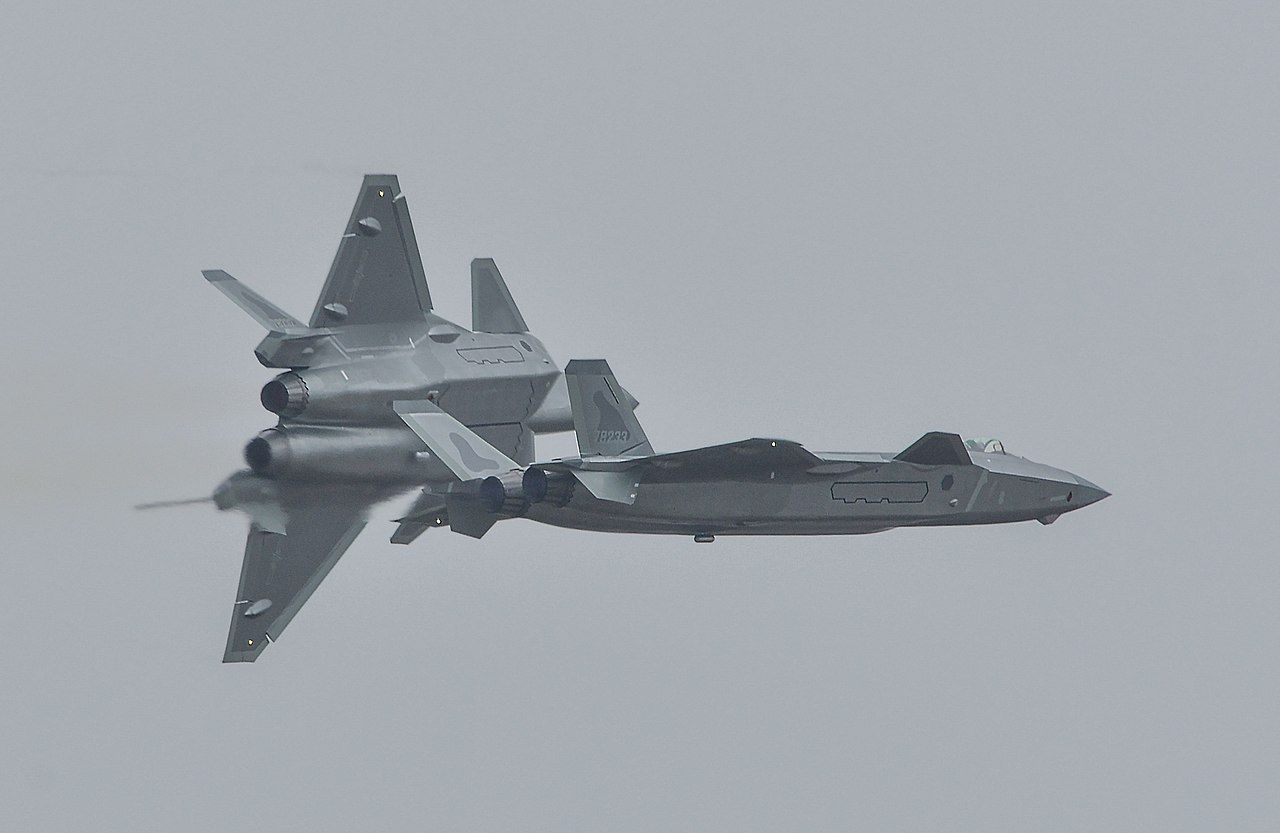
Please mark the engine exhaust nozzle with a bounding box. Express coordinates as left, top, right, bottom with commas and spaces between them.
260, 372, 309, 417
522, 468, 575, 507
244, 429, 290, 475
479, 470, 531, 516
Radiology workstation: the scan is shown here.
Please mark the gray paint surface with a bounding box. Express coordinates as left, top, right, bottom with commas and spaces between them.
414, 360, 1107, 539
203, 175, 574, 661
2, 3, 1278, 832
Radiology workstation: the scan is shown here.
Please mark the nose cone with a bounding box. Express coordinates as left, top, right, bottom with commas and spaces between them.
1072, 475, 1111, 507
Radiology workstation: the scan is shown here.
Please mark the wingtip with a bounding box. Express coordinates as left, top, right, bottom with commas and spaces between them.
225, 620, 271, 663
565, 358, 613, 375
222, 645, 266, 663
361, 173, 401, 188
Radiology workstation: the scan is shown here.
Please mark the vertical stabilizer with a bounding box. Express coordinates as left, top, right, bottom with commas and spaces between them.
471, 258, 529, 333
564, 360, 654, 457
309, 174, 432, 327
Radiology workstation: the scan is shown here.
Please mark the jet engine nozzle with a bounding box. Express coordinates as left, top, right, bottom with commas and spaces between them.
260, 372, 309, 418
522, 468, 575, 507
244, 429, 291, 475
479, 470, 531, 515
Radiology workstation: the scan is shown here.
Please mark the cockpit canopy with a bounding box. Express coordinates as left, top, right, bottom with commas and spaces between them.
965, 437, 1006, 454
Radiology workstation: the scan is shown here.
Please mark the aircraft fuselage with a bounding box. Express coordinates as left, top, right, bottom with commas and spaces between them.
242, 320, 573, 486
526, 450, 1108, 538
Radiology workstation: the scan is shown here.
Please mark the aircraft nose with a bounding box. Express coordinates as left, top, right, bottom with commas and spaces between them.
1072, 476, 1111, 506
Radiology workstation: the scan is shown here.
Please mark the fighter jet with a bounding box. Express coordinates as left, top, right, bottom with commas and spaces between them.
392, 360, 1109, 542
160, 173, 1106, 663
177, 174, 589, 662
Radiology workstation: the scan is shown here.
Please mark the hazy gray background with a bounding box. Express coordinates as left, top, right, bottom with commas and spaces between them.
2, 2, 1276, 830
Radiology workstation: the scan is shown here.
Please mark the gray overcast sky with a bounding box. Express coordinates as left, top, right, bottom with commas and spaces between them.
2, 2, 1277, 831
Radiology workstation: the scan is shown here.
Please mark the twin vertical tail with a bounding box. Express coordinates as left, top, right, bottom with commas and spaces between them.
564, 360, 653, 457
471, 258, 529, 333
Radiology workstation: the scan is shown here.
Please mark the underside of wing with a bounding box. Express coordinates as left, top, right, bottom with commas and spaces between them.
224, 488, 379, 662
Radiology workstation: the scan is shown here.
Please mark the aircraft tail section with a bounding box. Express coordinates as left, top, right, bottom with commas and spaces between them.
203, 270, 311, 335
564, 359, 654, 457
308, 174, 433, 328
392, 400, 519, 480
471, 258, 529, 333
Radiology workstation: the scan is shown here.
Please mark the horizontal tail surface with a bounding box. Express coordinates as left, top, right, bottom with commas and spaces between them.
203, 270, 310, 334
392, 400, 518, 480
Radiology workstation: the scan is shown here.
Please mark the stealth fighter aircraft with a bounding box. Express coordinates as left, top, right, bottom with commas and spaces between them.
171, 174, 1107, 663
182, 175, 589, 661
394, 360, 1109, 543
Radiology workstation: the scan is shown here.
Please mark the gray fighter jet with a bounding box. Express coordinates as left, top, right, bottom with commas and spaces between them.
182, 174, 587, 661
169, 174, 1106, 663
392, 360, 1109, 543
